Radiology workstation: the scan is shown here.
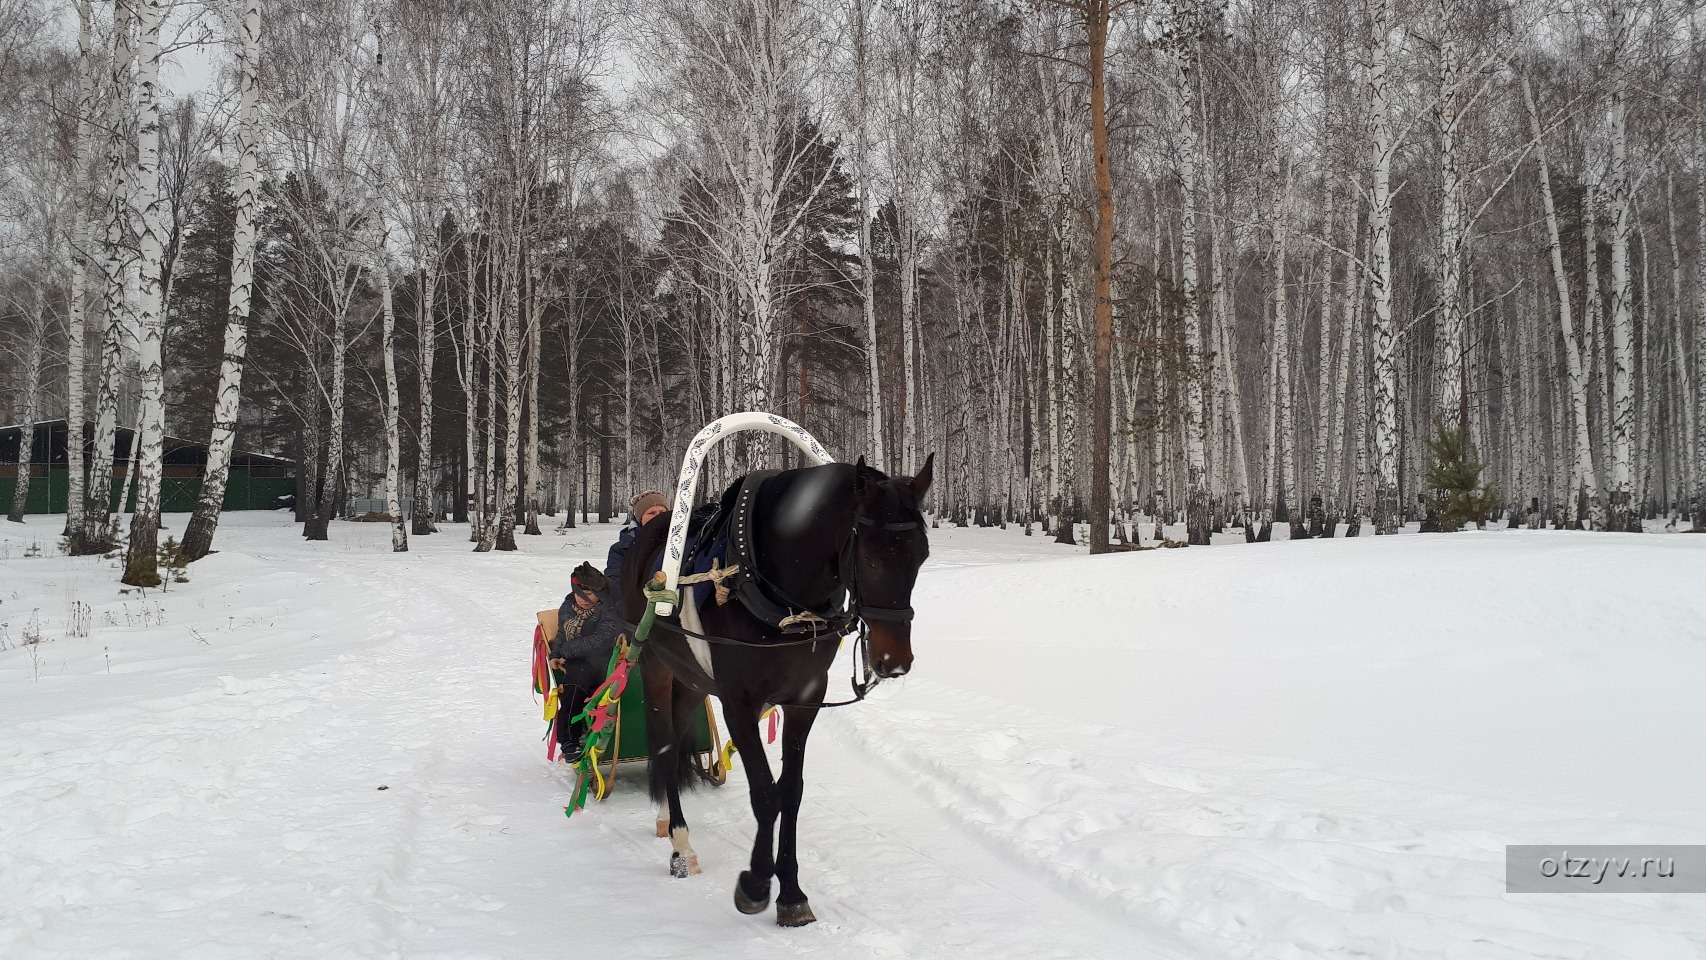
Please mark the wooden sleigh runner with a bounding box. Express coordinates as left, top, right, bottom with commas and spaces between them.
532, 608, 729, 804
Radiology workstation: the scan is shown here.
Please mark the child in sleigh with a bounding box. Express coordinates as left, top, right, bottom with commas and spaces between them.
548, 562, 626, 760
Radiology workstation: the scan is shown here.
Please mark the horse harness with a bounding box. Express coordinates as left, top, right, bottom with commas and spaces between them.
622, 470, 922, 708
720, 470, 919, 635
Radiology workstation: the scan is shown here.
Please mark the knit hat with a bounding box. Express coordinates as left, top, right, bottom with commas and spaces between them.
571, 561, 608, 594
630, 490, 668, 520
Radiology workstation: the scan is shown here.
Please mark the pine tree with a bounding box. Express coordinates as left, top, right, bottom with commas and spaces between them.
1423, 420, 1499, 532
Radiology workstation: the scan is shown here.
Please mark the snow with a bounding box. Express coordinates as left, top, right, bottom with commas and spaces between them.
2, 513, 1703, 959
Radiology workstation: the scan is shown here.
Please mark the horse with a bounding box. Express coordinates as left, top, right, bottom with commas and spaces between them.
619, 454, 933, 927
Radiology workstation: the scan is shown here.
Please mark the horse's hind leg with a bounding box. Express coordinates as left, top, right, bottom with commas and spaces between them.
724, 698, 778, 915
643, 658, 699, 877
773, 704, 820, 927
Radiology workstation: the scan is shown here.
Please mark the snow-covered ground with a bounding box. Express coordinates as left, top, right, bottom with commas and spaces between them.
2, 512, 1703, 959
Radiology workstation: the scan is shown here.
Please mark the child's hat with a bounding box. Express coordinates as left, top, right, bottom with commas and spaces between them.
572, 562, 608, 593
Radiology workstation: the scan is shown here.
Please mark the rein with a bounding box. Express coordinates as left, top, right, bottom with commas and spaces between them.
614, 603, 883, 710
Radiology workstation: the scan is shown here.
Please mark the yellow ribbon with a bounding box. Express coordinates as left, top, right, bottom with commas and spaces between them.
717, 706, 779, 771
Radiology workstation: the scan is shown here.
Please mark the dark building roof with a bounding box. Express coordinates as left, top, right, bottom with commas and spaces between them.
0, 420, 294, 469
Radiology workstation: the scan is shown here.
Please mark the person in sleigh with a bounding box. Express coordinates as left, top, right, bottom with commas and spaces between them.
548, 562, 625, 760
603, 490, 670, 607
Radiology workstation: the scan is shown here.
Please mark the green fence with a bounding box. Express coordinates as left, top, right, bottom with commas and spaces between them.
0, 469, 294, 515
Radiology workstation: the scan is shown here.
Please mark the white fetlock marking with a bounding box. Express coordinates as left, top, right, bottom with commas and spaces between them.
656, 801, 669, 838
670, 827, 702, 875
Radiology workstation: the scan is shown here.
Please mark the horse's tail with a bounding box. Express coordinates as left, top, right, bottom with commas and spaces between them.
625, 509, 705, 805
641, 649, 704, 805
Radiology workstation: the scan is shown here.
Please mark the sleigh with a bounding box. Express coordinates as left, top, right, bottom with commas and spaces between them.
533, 608, 729, 798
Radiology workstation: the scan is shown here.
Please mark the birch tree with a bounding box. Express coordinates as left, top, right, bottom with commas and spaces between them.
87, 0, 138, 549
5, 280, 49, 524
377, 240, 407, 551
1164, 0, 1210, 545
1523, 71, 1600, 530
1603, 3, 1638, 533
846, 0, 886, 469
62, 0, 101, 547
121, 0, 171, 586
1366, 0, 1401, 533
182, 0, 262, 562
648, 0, 839, 466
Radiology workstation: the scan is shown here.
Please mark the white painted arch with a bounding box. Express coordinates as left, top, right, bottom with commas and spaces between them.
654, 412, 835, 617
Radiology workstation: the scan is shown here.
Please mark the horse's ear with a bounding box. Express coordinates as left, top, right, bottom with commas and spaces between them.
854, 456, 869, 495
911, 453, 934, 499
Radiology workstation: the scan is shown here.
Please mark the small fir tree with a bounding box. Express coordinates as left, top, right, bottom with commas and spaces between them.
157, 536, 190, 587
1424, 420, 1500, 532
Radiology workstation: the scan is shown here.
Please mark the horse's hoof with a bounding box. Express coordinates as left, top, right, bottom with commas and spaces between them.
775, 901, 816, 927
733, 871, 771, 914
669, 853, 701, 878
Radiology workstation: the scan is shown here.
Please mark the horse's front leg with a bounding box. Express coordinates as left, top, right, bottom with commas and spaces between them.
773, 704, 820, 926
724, 698, 778, 915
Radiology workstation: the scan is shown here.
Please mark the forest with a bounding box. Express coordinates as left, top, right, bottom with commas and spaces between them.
1, 0, 1702, 586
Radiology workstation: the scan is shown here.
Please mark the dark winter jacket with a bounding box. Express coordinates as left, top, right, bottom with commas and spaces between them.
603, 520, 640, 601
552, 595, 625, 665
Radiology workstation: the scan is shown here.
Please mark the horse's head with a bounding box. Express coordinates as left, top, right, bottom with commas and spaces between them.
848, 454, 933, 679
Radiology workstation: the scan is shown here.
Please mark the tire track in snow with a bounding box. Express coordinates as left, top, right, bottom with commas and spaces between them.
827, 677, 1706, 960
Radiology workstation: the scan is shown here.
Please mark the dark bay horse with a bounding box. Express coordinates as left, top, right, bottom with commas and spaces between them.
619, 455, 932, 927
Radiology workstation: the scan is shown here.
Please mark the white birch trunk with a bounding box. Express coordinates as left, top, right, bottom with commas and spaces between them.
1366, 0, 1401, 533
1059, 264, 1083, 533
1172, 1, 1210, 544
850, 0, 885, 469
380, 250, 407, 552
1606, 21, 1638, 532
1665, 175, 1694, 521
1586, 185, 1609, 493
1314, 188, 1340, 530
1695, 119, 1706, 528
1213, 216, 1249, 515
1523, 75, 1600, 529
63, 0, 99, 542
477, 249, 500, 551
1045, 255, 1061, 525
899, 208, 921, 474
496, 246, 522, 552
414, 260, 439, 534
1271, 186, 1299, 536
122, 0, 169, 586
460, 249, 480, 540
525, 264, 543, 536
7, 284, 47, 522
182, 0, 261, 561
89, 0, 137, 546
1435, 19, 1466, 432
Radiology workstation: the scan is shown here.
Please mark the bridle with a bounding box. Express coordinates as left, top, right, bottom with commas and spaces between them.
840, 508, 922, 625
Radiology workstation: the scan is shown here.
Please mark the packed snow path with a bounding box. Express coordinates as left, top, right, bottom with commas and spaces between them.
2, 514, 1703, 959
